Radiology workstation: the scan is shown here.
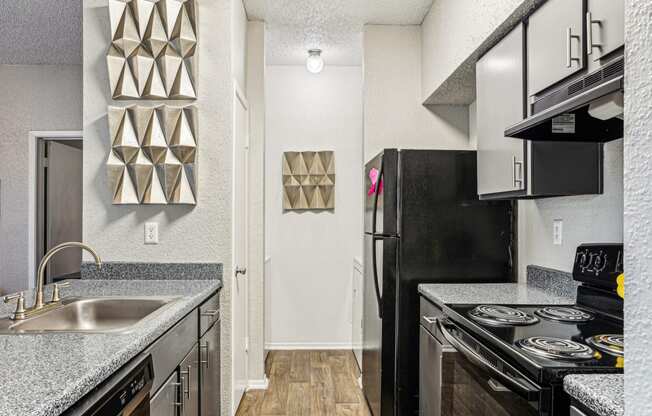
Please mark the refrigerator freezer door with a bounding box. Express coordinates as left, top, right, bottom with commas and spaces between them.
365, 150, 398, 236
365, 152, 383, 234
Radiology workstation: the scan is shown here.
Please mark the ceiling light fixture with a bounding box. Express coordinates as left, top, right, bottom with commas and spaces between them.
306, 49, 324, 74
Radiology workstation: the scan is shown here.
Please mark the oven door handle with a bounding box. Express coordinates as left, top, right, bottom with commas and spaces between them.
437, 319, 540, 400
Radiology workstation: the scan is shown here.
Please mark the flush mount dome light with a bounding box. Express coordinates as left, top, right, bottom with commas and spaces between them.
306, 49, 324, 74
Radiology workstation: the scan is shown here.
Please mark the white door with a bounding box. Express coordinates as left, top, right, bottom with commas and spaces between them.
232, 82, 249, 414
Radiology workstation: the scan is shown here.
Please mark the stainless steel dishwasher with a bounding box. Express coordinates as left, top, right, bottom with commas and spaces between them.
419, 297, 455, 416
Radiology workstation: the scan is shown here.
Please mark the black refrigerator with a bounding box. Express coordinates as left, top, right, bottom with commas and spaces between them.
362, 149, 515, 416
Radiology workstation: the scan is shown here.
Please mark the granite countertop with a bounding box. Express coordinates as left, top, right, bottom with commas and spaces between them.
0, 279, 221, 416
418, 283, 576, 307
564, 374, 624, 416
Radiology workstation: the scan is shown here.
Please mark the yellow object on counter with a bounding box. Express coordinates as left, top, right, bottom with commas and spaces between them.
617, 273, 624, 299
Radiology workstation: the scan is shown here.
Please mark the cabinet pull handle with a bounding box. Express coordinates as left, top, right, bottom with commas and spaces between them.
180, 366, 191, 399
422, 316, 437, 324
172, 381, 184, 411
586, 12, 603, 56
512, 157, 523, 189
566, 27, 581, 68
200, 342, 210, 368
201, 309, 219, 318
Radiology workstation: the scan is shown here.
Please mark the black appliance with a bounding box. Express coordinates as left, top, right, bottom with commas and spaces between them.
362, 149, 515, 416
505, 53, 624, 143
420, 243, 624, 416
64, 355, 154, 416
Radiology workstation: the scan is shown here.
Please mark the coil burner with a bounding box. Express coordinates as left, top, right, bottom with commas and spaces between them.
586, 334, 624, 357
468, 305, 539, 327
516, 337, 597, 361
534, 306, 594, 323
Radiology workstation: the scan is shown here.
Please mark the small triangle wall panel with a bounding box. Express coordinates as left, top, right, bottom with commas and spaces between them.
282, 151, 335, 211
107, 104, 198, 205
107, 0, 198, 100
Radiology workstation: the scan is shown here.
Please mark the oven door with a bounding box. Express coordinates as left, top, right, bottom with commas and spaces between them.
420, 319, 546, 416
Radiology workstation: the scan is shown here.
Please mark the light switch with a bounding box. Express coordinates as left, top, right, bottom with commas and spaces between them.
553, 219, 563, 246
145, 222, 159, 245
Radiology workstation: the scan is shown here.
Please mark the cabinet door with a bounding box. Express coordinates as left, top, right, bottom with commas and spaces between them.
528, 0, 585, 96
587, 0, 624, 63
150, 373, 180, 416
200, 321, 221, 416
476, 24, 526, 196
180, 345, 200, 416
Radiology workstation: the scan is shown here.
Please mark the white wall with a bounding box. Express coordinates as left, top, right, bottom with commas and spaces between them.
624, 0, 652, 412
420, 0, 528, 102
83, 1, 237, 413
363, 25, 471, 163
519, 140, 624, 276
265, 65, 363, 348
0, 64, 82, 294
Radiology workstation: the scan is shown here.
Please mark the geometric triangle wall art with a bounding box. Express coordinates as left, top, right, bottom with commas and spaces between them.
282, 151, 335, 211
107, 0, 197, 100
107, 104, 198, 205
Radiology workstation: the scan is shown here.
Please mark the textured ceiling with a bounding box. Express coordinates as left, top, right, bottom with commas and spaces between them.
0, 0, 82, 65
244, 0, 434, 66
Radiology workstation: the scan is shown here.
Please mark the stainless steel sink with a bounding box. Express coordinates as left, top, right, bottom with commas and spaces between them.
0, 296, 180, 334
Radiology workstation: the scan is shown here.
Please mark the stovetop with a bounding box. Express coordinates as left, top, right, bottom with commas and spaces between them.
444, 303, 624, 384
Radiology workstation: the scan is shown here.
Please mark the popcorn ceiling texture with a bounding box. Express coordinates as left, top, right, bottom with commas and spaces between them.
624, 0, 652, 414
0, 0, 81, 64
243, 0, 433, 65
421, 0, 545, 104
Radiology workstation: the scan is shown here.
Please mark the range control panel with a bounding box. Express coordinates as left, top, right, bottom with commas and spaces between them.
573, 243, 623, 290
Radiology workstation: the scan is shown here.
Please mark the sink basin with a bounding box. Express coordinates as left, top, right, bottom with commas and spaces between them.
0, 296, 180, 334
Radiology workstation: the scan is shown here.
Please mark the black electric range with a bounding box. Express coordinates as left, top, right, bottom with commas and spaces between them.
426, 244, 623, 416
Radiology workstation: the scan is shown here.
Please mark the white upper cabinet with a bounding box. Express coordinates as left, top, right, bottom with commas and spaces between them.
527, 0, 585, 97
476, 25, 526, 196
586, 0, 624, 71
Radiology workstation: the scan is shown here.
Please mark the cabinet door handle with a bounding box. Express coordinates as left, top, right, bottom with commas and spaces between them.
180, 366, 191, 399
201, 309, 220, 318
172, 381, 184, 412
566, 27, 581, 68
200, 342, 210, 368
586, 12, 602, 56
422, 316, 437, 324
512, 157, 523, 189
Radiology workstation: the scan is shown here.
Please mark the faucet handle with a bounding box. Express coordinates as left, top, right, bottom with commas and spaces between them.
51, 282, 70, 303
4, 292, 26, 320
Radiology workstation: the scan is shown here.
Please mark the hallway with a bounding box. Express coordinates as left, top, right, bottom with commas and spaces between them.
236, 350, 371, 416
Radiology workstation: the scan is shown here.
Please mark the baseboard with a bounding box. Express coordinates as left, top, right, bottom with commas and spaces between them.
265, 342, 354, 350
248, 376, 269, 390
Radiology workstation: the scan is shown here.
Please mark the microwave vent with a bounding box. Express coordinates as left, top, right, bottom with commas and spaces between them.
584, 72, 603, 88
568, 80, 584, 95
603, 59, 624, 78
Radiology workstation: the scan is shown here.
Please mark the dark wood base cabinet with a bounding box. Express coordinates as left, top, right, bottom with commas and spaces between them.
150, 291, 221, 416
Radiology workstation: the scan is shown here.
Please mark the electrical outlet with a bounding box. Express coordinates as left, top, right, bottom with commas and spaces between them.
553, 219, 563, 245
145, 222, 159, 245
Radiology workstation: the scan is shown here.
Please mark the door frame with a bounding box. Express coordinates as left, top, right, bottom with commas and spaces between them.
232, 80, 250, 415
27, 131, 82, 289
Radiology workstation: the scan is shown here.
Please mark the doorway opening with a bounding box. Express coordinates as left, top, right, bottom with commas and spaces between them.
31, 133, 83, 286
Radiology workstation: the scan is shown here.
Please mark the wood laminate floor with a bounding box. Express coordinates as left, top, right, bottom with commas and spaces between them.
235, 350, 371, 416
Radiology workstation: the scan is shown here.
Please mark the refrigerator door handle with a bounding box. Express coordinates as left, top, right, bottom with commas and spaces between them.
371, 156, 384, 235
372, 235, 383, 319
